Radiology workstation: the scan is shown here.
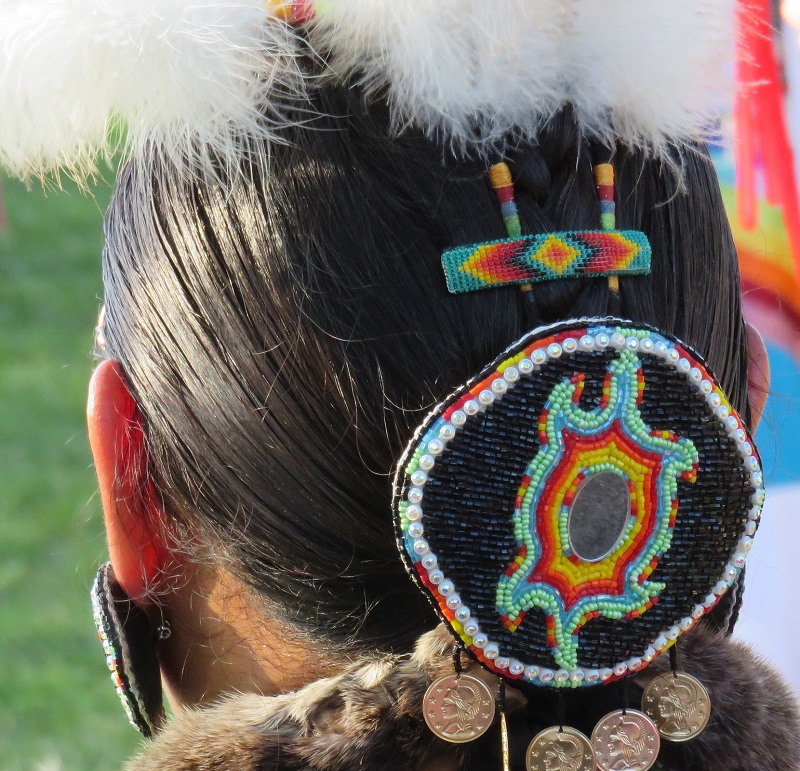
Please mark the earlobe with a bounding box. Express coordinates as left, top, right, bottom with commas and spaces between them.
88, 359, 170, 602
745, 322, 770, 432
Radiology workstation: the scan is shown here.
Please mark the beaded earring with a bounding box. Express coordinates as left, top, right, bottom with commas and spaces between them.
91, 562, 167, 738
399, 162, 762, 771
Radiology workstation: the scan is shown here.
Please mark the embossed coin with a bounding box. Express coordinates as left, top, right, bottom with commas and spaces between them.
642, 672, 711, 741
592, 709, 661, 771
422, 674, 496, 743
526, 725, 595, 771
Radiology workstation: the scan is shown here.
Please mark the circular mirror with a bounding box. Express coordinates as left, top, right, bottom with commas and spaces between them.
568, 471, 631, 562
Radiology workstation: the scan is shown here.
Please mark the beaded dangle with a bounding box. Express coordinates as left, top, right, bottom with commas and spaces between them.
492, 160, 542, 329
595, 162, 617, 231
595, 162, 623, 313
489, 162, 523, 239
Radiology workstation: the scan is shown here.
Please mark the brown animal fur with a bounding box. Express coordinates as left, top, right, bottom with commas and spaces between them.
126, 624, 799, 771
646, 626, 800, 771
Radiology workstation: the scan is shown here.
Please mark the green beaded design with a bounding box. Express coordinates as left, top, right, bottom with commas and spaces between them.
496, 349, 699, 671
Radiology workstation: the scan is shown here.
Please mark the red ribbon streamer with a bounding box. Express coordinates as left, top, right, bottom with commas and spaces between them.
736, 0, 800, 283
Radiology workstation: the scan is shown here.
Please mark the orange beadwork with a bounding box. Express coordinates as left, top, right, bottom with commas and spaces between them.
489, 161, 522, 238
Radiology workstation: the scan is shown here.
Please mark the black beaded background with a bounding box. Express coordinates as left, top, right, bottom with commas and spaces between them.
395, 326, 755, 674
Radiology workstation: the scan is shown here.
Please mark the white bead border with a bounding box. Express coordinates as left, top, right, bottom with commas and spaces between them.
400, 325, 763, 687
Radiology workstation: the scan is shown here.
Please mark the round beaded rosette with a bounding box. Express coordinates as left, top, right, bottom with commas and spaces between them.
393, 319, 763, 688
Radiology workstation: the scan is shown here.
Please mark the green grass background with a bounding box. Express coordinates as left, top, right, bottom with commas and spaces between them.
0, 175, 140, 769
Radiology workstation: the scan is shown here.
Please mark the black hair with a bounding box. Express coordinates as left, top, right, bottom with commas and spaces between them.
101, 84, 748, 653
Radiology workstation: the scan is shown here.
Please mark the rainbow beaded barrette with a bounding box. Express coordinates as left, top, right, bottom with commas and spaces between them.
441, 230, 651, 293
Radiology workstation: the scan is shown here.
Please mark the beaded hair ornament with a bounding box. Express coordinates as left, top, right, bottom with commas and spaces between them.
396, 318, 759, 684
393, 163, 762, 770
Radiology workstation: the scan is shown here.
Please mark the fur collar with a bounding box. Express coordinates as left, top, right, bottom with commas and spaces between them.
126, 624, 799, 771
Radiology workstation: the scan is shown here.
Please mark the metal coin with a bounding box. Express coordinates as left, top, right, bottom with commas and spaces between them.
592, 709, 661, 771
642, 672, 711, 742
526, 725, 595, 771
422, 673, 496, 743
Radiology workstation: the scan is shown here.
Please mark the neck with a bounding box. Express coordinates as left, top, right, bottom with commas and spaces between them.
155, 562, 338, 708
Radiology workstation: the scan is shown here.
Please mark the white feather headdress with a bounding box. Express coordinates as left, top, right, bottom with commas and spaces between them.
0, 0, 736, 179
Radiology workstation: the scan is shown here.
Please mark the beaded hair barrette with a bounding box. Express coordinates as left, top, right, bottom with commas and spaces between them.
393, 163, 762, 771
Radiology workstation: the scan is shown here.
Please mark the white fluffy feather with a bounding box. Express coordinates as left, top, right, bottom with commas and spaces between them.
0, 0, 304, 178
310, 0, 736, 153
0, 0, 736, 177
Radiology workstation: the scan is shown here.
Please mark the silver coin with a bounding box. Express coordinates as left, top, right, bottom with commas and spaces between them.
526, 725, 595, 771
422, 673, 495, 743
642, 672, 711, 742
592, 709, 661, 771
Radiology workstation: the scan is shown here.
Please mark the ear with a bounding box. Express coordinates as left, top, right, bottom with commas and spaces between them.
746, 322, 770, 431
87, 359, 171, 602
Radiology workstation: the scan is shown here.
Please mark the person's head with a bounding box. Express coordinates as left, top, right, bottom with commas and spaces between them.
55, 3, 766, 709
86, 87, 770, 707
